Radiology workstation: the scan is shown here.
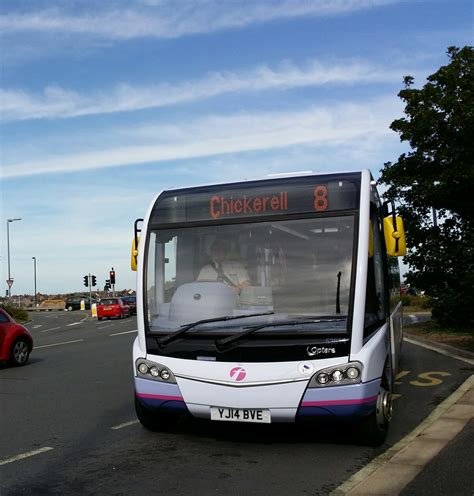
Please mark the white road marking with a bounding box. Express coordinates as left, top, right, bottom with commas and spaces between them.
98, 324, 114, 329
35, 339, 84, 349
32, 325, 43, 329
110, 329, 138, 337
67, 322, 82, 327
40, 326, 61, 333
111, 420, 139, 430
0, 447, 54, 466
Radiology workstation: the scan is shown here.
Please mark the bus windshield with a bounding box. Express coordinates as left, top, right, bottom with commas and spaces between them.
145, 215, 355, 333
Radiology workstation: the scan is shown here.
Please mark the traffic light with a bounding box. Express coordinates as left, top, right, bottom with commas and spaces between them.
105, 279, 111, 290
91, 275, 97, 287
110, 270, 116, 285
83, 275, 89, 287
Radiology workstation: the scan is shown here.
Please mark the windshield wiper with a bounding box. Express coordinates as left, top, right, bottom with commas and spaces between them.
215, 318, 345, 352
157, 311, 274, 347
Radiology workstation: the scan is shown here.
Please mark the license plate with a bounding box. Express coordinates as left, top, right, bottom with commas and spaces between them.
210, 407, 271, 424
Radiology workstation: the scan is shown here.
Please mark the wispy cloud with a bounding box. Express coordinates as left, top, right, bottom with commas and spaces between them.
1, 59, 408, 121
2, 97, 401, 179
0, 0, 398, 40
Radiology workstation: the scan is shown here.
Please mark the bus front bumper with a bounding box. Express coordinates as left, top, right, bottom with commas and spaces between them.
134, 376, 381, 422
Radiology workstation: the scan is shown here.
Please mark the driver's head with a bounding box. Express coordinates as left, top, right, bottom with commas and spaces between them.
210, 239, 228, 263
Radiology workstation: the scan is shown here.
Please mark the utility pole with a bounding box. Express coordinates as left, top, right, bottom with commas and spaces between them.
6, 218, 22, 298
32, 257, 37, 307
432, 207, 438, 228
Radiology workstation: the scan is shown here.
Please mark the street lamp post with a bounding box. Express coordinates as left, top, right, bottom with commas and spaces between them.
6, 218, 22, 298
32, 257, 37, 307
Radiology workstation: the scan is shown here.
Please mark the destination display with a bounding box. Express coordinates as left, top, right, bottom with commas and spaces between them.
150, 173, 361, 225
210, 191, 289, 219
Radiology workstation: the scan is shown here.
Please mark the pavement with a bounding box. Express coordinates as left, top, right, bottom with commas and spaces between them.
331, 331, 474, 496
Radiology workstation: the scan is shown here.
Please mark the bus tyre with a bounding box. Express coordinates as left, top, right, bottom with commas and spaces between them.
135, 395, 178, 432
356, 385, 392, 447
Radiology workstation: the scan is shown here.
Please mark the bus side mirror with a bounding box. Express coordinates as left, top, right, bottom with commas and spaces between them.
383, 216, 406, 257
131, 237, 140, 271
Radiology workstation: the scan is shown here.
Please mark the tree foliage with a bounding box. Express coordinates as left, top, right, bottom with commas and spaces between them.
380, 46, 474, 329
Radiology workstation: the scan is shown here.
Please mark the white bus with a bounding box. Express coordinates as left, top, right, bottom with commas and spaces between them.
131, 170, 406, 445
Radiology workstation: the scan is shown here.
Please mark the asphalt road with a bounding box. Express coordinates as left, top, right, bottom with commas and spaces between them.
0, 311, 471, 496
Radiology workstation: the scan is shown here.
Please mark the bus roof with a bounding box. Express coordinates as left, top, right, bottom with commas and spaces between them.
159, 169, 370, 194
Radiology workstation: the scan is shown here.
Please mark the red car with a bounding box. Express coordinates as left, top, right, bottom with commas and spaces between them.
97, 298, 130, 320
0, 307, 33, 366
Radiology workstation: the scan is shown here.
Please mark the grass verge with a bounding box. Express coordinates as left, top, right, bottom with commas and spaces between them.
405, 320, 474, 353
404, 306, 432, 313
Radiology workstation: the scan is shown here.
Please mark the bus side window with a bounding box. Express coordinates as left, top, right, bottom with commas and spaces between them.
164, 236, 177, 301
364, 215, 386, 336
387, 257, 401, 312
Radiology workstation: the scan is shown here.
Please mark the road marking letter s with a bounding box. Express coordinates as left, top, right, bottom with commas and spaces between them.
409, 371, 451, 387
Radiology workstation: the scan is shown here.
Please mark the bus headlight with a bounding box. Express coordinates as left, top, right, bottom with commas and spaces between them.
149, 366, 160, 377
138, 363, 149, 374
316, 373, 329, 385
135, 359, 176, 383
331, 370, 344, 382
346, 366, 360, 380
160, 369, 171, 381
309, 362, 362, 388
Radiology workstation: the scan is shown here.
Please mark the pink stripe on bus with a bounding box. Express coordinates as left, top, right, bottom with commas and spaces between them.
301, 395, 378, 407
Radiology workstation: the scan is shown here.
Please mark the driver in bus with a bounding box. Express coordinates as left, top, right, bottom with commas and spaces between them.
197, 239, 251, 294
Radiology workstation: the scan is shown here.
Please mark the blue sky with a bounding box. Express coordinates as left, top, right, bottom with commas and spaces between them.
0, 0, 472, 295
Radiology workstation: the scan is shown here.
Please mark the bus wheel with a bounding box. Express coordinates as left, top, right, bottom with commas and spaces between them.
135, 395, 179, 432
356, 385, 392, 447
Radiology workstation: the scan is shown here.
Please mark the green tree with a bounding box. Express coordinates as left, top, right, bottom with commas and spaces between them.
380, 46, 474, 329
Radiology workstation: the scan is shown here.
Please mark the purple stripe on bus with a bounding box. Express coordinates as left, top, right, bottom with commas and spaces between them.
134, 376, 182, 396
301, 378, 381, 403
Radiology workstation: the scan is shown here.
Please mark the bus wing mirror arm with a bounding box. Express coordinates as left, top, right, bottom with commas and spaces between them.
131, 218, 143, 271
134, 218, 143, 249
